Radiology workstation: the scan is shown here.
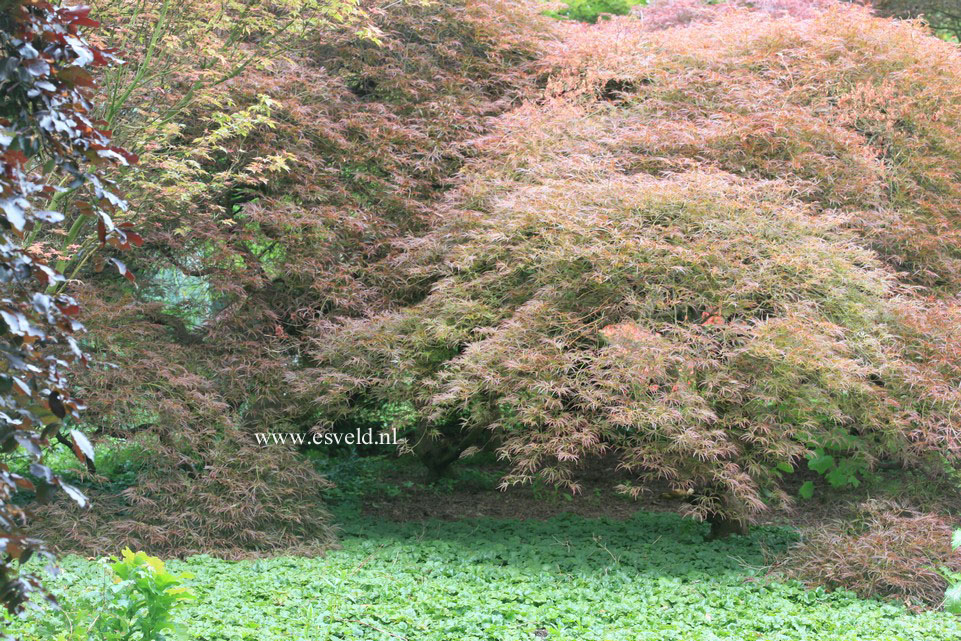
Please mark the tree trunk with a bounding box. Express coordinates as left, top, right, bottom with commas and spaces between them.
707, 512, 749, 540
413, 420, 483, 483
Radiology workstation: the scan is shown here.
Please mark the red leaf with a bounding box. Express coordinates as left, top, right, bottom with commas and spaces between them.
12, 475, 35, 492
108, 258, 135, 283
59, 482, 87, 508
58, 65, 95, 88
70, 429, 94, 463
58, 6, 93, 23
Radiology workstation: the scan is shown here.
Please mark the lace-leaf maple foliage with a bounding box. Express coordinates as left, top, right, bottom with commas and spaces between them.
301, 3, 961, 530
24, 0, 552, 557
0, 0, 135, 623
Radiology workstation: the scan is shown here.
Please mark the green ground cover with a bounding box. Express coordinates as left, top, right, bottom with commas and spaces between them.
10, 507, 961, 641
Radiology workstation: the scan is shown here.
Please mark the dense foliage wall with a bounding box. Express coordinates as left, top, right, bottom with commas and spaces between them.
22, 0, 961, 557
303, 2, 961, 529
31, 0, 554, 556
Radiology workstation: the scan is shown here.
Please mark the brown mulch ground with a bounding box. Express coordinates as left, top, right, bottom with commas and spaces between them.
363, 458, 646, 523
359, 456, 960, 530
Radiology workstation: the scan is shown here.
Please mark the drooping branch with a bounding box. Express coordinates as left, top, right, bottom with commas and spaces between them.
54, 432, 97, 475
142, 308, 206, 345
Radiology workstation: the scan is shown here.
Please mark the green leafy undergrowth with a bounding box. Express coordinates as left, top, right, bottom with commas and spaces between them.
546, 0, 644, 23
945, 529, 961, 614
3, 436, 146, 500
306, 454, 422, 504
9, 511, 961, 640
25, 549, 195, 641
308, 453, 501, 505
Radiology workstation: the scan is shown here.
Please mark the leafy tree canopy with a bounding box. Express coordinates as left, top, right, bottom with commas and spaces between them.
303, 2, 961, 528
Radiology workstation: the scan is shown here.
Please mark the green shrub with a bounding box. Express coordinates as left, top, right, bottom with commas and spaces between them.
5, 437, 147, 496
798, 448, 873, 500
36, 549, 193, 641
944, 530, 961, 614
548, 0, 644, 23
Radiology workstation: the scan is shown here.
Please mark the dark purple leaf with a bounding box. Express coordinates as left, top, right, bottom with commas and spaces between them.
59, 483, 87, 508
69, 429, 94, 463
